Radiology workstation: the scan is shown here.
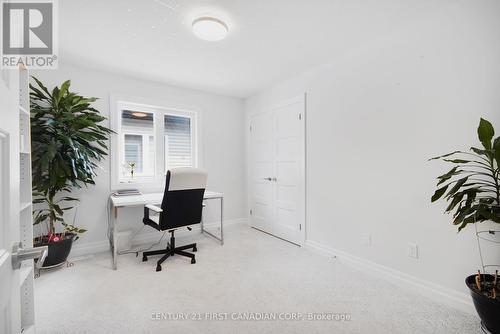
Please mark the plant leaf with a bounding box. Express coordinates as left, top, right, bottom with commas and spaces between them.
493, 136, 500, 167
445, 177, 469, 199
442, 159, 471, 164
478, 118, 494, 150
431, 184, 449, 202
429, 151, 462, 161
436, 166, 460, 186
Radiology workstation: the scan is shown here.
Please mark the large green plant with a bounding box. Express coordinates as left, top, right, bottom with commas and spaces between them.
431, 118, 500, 231
30, 77, 113, 237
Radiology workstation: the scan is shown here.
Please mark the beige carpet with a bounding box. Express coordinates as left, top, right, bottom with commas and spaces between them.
34, 224, 479, 334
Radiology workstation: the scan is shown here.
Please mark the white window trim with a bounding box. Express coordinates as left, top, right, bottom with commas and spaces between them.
110, 94, 201, 192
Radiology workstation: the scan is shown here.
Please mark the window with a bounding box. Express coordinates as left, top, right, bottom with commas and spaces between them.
164, 115, 192, 170
112, 100, 197, 189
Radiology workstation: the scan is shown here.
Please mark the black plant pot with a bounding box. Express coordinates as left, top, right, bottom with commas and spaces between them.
466, 274, 500, 334
35, 234, 75, 268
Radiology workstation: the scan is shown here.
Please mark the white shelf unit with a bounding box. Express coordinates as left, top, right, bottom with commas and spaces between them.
22, 325, 35, 334
19, 111, 30, 154
19, 149, 32, 205
20, 201, 31, 211
18, 65, 35, 332
19, 67, 29, 111
19, 105, 29, 115
19, 263, 34, 287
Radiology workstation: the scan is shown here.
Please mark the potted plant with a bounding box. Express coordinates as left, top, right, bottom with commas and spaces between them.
30, 77, 113, 267
431, 118, 500, 333
128, 162, 136, 180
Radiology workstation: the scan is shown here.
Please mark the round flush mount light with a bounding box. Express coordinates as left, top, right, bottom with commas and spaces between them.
131, 112, 147, 118
192, 17, 228, 41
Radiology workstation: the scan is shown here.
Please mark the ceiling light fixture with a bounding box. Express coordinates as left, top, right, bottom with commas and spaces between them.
132, 112, 148, 118
192, 17, 228, 41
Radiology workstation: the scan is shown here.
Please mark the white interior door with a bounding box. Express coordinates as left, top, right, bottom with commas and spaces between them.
0, 69, 44, 333
0, 71, 22, 334
272, 98, 305, 245
249, 111, 274, 233
249, 95, 305, 245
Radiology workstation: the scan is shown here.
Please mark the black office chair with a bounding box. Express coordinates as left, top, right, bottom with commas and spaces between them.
142, 168, 207, 272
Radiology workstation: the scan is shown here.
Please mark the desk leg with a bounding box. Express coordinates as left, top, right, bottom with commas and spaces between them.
201, 205, 204, 234
200, 197, 224, 245
111, 206, 118, 270
220, 197, 224, 245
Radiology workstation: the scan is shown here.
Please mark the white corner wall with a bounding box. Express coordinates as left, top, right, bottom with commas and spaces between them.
245, 1, 500, 310
32, 63, 246, 254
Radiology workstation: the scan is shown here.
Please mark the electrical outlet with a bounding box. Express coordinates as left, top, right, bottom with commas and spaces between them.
408, 243, 419, 259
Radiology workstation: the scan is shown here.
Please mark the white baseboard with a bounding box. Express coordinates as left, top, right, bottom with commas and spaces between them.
69, 218, 247, 259
304, 239, 476, 315
69, 240, 110, 258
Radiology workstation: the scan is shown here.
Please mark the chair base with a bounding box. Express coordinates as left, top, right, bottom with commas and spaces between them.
142, 230, 197, 271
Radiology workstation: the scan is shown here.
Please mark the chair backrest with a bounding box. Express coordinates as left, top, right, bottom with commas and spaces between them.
159, 168, 208, 231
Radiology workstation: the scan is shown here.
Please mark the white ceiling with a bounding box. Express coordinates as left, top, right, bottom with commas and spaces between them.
59, 0, 427, 98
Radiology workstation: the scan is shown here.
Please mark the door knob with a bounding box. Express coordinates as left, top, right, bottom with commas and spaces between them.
11, 242, 48, 270
263, 177, 272, 181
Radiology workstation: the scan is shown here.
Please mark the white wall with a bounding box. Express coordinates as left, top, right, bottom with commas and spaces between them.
32, 63, 246, 252
246, 0, 500, 303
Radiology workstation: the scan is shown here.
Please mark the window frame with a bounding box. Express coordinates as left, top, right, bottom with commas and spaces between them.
110, 95, 199, 191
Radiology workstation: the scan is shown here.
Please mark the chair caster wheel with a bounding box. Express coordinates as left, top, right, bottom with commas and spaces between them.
191, 258, 196, 264
156, 265, 162, 272
193, 246, 197, 252
142, 256, 148, 262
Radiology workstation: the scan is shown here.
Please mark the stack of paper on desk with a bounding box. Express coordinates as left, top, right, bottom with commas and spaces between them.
113, 189, 142, 197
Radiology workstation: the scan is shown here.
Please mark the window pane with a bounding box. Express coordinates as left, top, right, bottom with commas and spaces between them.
164, 115, 192, 170
124, 134, 143, 172
121, 110, 155, 180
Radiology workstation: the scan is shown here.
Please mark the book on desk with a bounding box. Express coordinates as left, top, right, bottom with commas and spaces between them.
112, 189, 142, 197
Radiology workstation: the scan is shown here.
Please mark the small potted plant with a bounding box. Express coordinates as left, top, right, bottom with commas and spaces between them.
431, 118, 500, 333
30, 77, 113, 268
128, 162, 136, 180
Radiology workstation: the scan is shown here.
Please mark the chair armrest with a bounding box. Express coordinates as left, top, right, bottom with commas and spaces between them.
145, 204, 163, 213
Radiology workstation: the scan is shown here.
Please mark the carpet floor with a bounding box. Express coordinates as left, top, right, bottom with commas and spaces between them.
34, 224, 480, 334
